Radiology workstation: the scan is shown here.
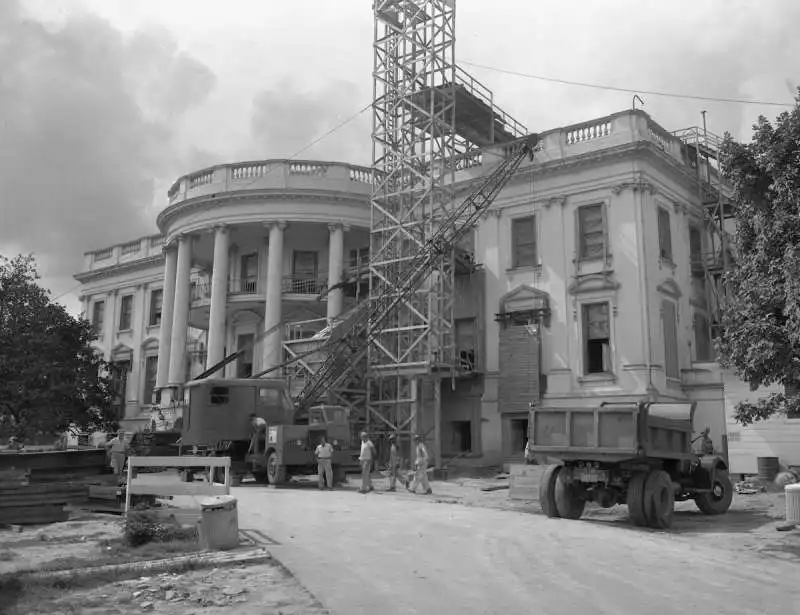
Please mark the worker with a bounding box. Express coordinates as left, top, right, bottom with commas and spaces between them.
7, 436, 22, 451
358, 431, 376, 494
248, 413, 267, 455
315, 435, 334, 490
105, 430, 127, 476
386, 434, 403, 491
408, 434, 432, 495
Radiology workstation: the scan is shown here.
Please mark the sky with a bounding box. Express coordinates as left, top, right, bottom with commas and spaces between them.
1, 0, 798, 317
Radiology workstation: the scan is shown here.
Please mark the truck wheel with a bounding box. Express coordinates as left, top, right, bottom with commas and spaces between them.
626, 472, 649, 527
539, 465, 561, 518
644, 470, 675, 529
266, 452, 286, 486
695, 469, 734, 515
554, 471, 586, 520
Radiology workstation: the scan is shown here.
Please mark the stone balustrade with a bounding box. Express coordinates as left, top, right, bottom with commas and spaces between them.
84, 234, 166, 270
166, 159, 376, 207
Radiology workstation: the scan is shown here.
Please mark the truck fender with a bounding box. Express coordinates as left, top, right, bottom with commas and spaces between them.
694, 455, 728, 490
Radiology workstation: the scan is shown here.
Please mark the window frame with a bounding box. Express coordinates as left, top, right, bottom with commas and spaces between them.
662, 299, 680, 380
577, 203, 608, 261
148, 289, 163, 327
118, 294, 134, 331
581, 301, 614, 377
510, 215, 538, 269
657, 206, 673, 263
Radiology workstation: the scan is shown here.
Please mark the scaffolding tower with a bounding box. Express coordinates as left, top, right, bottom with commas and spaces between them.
673, 124, 736, 356
370, 0, 526, 463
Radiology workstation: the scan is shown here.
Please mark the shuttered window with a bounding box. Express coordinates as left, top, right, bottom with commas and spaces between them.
118, 295, 133, 331
511, 216, 537, 268
658, 207, 673, 262
578, 204, 606, 260
149, 289, 163, 326
663, 300, 680, 379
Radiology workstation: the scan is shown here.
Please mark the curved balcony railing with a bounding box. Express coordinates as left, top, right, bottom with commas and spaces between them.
166, 159, 379, 207
229, 277, 258, 295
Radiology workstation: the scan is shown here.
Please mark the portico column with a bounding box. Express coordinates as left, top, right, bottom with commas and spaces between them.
156, 244, 178, 389
206, 225, 230, 369
262, 221, 287, 373
168, 234, 193, 385
326, 223, 348, 321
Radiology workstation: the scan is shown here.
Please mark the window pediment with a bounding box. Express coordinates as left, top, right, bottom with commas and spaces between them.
499, 284, 550, 314
568, 272, 620, 296
657, 278, 682, 299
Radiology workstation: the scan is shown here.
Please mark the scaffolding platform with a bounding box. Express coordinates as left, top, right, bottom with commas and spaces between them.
404, 66, 527, 147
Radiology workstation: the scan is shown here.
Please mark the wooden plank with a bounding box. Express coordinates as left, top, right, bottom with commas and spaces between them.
152, 508, 202, 527
0, 504, 67, 525
127, 481, 228, 497
129, 456, 231, 468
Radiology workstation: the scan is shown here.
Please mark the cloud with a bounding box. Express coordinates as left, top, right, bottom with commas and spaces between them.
249, 79, 371, 165
0, 1, 216, 292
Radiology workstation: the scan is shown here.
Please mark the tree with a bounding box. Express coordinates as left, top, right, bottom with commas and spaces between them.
715, 89, 800, 426
0, 254, 117, 440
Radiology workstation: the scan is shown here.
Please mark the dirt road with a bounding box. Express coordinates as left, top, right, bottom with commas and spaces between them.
235, 484, 800, 615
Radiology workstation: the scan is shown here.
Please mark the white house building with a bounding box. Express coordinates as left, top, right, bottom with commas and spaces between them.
74, 109, 800, 473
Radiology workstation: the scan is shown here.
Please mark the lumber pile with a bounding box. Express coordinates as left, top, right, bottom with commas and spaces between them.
508, 463, 547, 501
0, 449, 115, 525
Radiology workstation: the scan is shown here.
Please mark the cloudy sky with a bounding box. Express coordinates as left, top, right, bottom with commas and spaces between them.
1, 0, 798, 316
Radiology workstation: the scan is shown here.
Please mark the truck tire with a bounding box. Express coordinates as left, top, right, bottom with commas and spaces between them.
554, 470, 586, 520
695, 469, 734, 515
539, 465, 561, 518
644, 470, 675, 529
626, 472, 649, 527
266, 452, 286, 486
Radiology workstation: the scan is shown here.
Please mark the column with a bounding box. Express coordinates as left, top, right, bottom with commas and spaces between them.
262, 221, 287, 373
168, 234, 193, 385
206, 225, 230, 369
326, 223, 348, 321
103, 290, 117, 361
156, 244, 178, 389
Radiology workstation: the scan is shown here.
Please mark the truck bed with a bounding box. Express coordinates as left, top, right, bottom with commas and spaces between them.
530, 402, 695, 462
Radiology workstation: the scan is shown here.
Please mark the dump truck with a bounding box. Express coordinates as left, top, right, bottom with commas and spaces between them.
178, 377, 358, 485
528, 400, 733, 529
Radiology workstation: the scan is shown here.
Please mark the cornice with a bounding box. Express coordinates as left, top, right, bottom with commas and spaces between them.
73, 254, 165, 284
157, 189, 370, 232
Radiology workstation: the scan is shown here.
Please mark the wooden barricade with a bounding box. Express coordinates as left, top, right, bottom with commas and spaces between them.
508, 463, 547, 502
125, 456, 231, 527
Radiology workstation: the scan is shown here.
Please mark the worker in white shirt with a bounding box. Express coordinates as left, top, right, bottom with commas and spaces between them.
315, 435, 334, 490
408, 434, 432, 495
358, 431, 376, 494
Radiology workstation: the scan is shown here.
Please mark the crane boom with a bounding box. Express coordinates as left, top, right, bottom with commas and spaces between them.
293, 135, 539, 412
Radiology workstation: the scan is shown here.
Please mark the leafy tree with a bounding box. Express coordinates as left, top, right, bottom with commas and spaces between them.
0, 254, 117, 440
715, 89, 800, 426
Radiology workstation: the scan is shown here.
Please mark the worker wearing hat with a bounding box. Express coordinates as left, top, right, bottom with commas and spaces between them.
386, 433, 403, 492
358, 431, 376, 494
408, 434, 432, 495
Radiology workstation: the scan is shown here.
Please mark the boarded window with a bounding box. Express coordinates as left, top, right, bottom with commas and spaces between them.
149, 289, 163, 326
689, 226, 702, 265
583, 302, 611, 375
237, 333, 254, 378
578, 204, 606, 260
511, 216, 537, 268
662, 300, 680, 379
693, 312, 712, 362
118, 295, 134, 331
498, 321, 540, 416
658, 207, 673, 261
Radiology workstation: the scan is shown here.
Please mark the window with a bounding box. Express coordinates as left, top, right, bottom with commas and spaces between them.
689, 226, 702, 265
258, 388, 280, 404
578, 204, 606, 260
111, 360, 131, 421
582, 302, 612, 375
349, 247, 369, 271
451, 421, 472, 453
662, 300, 680, 379
143, 355, 158, 405
237, 334, 254, 377
149, 289, 163, 326
511, 216, 537, 268
241, 253, 258, 293
118, 295, 133, 331
455, 318, 476, 371
92, 301, 105, 334
292, 251, 318, 293
693, 312, 712, 362
210, 386, 230, 405
657, 207, 673, 262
